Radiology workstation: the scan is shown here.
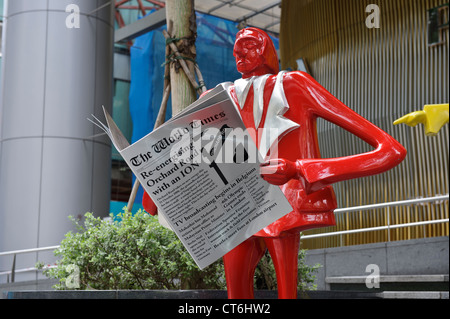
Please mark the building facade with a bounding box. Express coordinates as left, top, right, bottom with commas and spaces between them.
280, 0, 449, 249
0, 0, 114, 279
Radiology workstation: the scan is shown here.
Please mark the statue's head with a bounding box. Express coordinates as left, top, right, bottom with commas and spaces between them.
233, 27, 279, 78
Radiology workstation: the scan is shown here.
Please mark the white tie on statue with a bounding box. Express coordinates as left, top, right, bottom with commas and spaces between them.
233, 71, 300, 159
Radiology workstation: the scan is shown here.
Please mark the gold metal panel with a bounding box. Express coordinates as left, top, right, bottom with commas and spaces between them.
280, 0, 449, 249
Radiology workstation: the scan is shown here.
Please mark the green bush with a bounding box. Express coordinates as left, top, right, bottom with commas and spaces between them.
39, 209, 320, 291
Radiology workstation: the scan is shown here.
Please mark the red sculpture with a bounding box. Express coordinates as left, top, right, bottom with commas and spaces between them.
143, 27, 407, 299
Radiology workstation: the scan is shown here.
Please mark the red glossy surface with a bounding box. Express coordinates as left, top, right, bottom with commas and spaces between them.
142, 191, 157, 216
225, 28, 406, 299
143, 27, 407, 299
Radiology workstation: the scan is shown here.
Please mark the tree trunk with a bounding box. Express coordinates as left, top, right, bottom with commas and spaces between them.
165, 0, 197, 115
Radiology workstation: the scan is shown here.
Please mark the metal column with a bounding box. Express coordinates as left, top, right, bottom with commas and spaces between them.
0, 0, 114, 281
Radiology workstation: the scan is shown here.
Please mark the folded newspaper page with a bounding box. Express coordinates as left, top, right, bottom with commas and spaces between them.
94, 85, 292, 269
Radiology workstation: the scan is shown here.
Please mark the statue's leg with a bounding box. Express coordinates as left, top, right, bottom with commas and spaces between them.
264, 232, 301, 299
223, 236, 266, 299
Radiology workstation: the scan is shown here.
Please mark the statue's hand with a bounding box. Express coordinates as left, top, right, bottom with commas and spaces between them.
260, 159, 299, 185
394, 104, 449, 136
394, 110, 427, 127
142, 191, 158, 216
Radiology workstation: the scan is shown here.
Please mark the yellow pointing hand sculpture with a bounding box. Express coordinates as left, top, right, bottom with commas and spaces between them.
394, 104, 449, 136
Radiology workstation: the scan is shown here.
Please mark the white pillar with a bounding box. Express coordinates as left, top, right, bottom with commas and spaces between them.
0, 0, 114, 281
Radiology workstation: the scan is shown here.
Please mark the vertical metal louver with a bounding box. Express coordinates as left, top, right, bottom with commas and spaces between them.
280, 0, 449, 249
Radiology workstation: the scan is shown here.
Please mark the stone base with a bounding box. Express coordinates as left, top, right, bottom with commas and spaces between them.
3, 289, 383, 299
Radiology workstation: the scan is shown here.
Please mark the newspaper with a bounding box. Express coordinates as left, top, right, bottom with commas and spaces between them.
93, 84, 292, 269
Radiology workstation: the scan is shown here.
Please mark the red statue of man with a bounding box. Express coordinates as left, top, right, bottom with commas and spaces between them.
143, 27, 407, 299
